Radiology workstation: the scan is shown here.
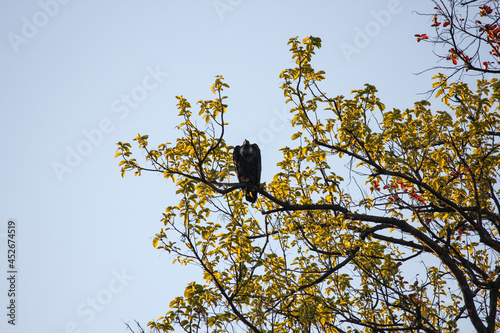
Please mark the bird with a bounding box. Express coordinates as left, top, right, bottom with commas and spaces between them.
233, 140, 261, 203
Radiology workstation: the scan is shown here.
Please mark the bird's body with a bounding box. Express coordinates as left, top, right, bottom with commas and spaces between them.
233, 140, 261, 203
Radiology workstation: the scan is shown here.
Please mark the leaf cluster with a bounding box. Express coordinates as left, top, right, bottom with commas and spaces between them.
417, 0, 500, 78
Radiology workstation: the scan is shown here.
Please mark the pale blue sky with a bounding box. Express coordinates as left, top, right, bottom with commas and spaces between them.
1, 1, 437, 332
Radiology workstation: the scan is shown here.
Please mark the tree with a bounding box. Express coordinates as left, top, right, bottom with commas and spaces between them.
416, 0, 500, 78
116, 35, 500, 332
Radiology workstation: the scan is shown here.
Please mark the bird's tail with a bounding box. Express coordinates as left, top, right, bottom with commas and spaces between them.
245, 189, 257, 203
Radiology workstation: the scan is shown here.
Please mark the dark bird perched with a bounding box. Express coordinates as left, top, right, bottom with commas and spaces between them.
233, 140, 261, 203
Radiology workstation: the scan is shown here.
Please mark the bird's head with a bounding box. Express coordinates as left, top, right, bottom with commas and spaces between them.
243, 139, 250, 147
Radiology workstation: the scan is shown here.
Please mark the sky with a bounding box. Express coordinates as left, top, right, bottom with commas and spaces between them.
0, 1, 441, 332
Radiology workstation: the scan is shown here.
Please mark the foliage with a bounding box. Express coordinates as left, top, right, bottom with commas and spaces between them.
116, 36, 500, 333
416, 0, 500, 77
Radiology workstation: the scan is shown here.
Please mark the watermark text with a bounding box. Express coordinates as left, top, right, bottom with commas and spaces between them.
6, 220, 17, 325
340, 0, 403, 63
